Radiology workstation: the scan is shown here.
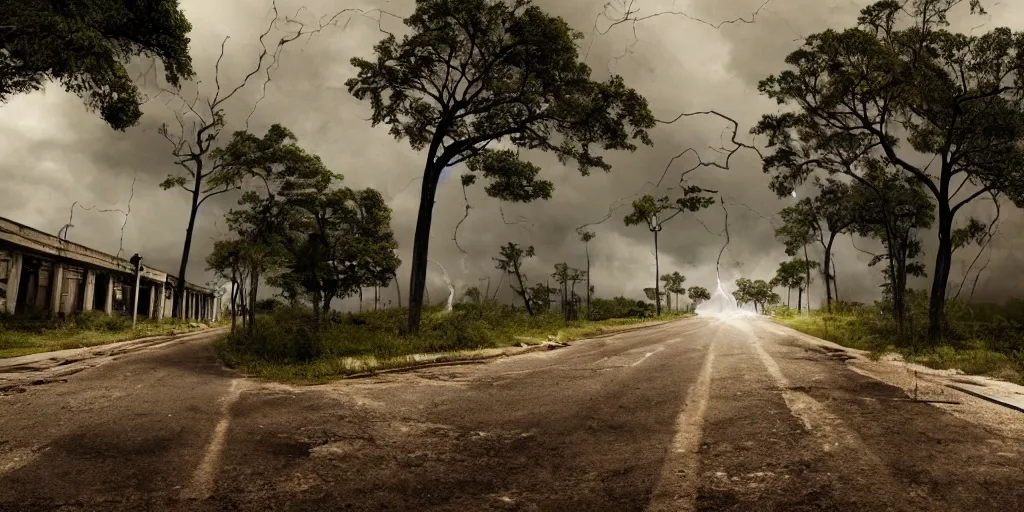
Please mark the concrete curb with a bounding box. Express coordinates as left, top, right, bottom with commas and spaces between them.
946, 384, 1024, 414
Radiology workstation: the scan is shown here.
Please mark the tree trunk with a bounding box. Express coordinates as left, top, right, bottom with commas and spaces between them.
358, 288, 363, 313
824, 234, 836, 313
797, 287, 803, 313
230, 273, 237, 334
585, 244, 591, 317
173, 173, 204, 318
237, 278, 247, 330
570, 281, 578, 320
393, 273, 402, 308
928, 206, 953, 342
831, 259, 840, 302
248, 269, 258, 332
407, 158, 443, 334
802, 244, 811, 313
512, 268, 534, 316
653, 230, 662, 316
787, 287, 791, 308
312, 291, 322, 329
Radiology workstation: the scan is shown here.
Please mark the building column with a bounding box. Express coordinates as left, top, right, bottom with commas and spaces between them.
185, 291, 191, 320
148, 284, 157, 319
156, 283, 166, 321
50, 263, 64, 315
5, 252, 22, 315
104, 274, 114, 315
82, 270, 96, 312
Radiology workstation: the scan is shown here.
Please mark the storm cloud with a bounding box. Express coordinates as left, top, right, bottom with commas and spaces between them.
1, 0, 1020, 311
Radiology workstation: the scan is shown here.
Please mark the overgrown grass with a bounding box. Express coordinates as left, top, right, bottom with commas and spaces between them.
216, 301, 687, 384
774, 291, 1024, 385
0, 311, 220, 358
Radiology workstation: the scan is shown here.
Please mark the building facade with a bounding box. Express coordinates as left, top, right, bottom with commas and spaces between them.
0, 216, 218, 322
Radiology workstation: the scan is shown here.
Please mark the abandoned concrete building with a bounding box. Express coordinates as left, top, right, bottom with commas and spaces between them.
0, 216, 219, 322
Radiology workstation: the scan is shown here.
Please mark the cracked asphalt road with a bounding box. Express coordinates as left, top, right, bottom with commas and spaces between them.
1, 316, 1022, 511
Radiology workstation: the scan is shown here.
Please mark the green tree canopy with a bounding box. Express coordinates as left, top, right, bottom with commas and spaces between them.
347, 0, 656, 333
223, 131, 400, 324
847, 160, 934, 324
2, 0, 194, 129
753, 0, 1024, 339
687, 286, 711, 307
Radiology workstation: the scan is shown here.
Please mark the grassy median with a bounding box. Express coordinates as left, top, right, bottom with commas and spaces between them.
773, 293, 1024, 385
216, 301, 687, 384
0, 311, 216, 358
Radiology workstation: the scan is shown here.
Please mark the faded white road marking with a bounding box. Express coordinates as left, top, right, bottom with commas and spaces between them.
746, 330, 858, 449
737, 325, 924, 500
630, 346, 665, 367
646, 331, 717, 512
182, 379, 246, 500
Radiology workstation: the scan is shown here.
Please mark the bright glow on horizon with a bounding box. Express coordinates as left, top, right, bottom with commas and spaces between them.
695, 275, 755, 318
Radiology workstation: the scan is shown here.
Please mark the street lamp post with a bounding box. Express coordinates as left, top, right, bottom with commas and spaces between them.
129, 253, 143, 329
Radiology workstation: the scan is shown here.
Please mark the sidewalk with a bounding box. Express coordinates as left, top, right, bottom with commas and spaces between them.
0, 327, 229, 392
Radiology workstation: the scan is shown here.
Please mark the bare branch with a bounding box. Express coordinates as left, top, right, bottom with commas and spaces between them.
499, 203, 533, 237
577, 110, 763, 234
585, 0, 775, 63
654, 110, 764, 189
850, 235, 883, 259
453, 177, 472, 254
715, 197, 731, 283
954, 191, 1001, 300
115, 174, 137, 260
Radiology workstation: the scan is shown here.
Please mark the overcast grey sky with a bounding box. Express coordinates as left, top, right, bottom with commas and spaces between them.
1, 0, 1021, 310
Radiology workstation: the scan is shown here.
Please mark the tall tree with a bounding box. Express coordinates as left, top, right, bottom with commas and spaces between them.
732, 278, 755, 311
227, 133, 399, 326
811, 178, 855, 310
567, 267, 585, 320
493, 243, 536, 315
551, 262, 570, 320
775, 200, 818, 312
1, 0, 193, 130
206, 239, 248, 333
687, 286, 711, 310
579, 230, 596, 315
754, 0, 1024, 340
158, 14, 311, 319
347, 0, 656, 333
624, 187, 715, 316
848, 161, 934, 328
528, 282, 557, 312
771, 259, 804, 308
661, 272, 686, 312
